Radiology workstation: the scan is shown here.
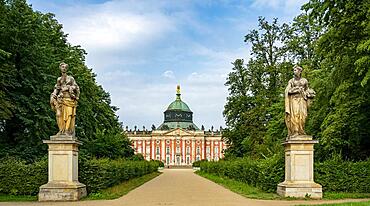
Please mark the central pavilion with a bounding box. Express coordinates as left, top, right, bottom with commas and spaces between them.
126, 85, 225, 166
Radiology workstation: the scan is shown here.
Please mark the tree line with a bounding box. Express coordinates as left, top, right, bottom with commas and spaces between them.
223, 0, 370, 161
0, 0, 133, 161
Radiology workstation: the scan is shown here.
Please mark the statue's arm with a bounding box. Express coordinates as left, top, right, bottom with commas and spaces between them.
69, 77, 80, 100
287, 80, 300, 94
51, 79, 61, 99
75, 82, 80, 100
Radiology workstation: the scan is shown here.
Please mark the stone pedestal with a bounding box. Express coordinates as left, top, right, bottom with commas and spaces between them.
277, 135, 322, 199
38, 135, 87, 201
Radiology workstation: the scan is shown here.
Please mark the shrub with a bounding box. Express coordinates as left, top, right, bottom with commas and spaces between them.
0, 158, 48, 195
192, 159, 207, 167
199, 155, 370, 193
151, 160, 164, 168
79, 158, 160, 193
315, 159, 370, 193
0, 157, 161, 195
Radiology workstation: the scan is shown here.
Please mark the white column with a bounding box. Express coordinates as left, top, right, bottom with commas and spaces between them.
201, 140, 205, 160
211, 140, 214, 160
191, 139, 195, 163
220, 140, 223, 159
141, 139, 146, 156
182, 139, 185, 165
133, 140, 137, 154
151, 139, 155, 160
161, 139, 165, 161
171, 139, 175, 165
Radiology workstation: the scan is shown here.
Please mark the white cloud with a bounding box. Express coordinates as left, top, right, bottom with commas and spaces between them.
28, 0, 304, 130
58, 1, 175, 53
162, 70, 175, 79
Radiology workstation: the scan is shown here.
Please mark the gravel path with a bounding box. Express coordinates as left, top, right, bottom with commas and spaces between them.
1, 169, 368, 206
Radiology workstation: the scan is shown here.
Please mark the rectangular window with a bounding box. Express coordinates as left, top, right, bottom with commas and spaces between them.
166, 146, 170, 154
186, 156, 190, 164
206, 146, 210, 154
214, 147, 218, 154
176, 146, 180, 153
186, 146, 190, 154
156, 146, 160, 155
166, 156, 170, 164
196, 146, 200, 154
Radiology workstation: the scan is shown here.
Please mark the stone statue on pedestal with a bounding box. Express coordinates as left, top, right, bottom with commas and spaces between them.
285, 65, 315, 139
39, 62, 86, 201
50, 62, 80, 137
277, 65, 322, 199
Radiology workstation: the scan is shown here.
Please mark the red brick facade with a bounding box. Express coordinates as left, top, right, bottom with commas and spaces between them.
127, 128, 225, 166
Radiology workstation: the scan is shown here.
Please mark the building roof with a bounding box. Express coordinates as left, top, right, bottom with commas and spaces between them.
158, 85, 199, 131
165, 85, 192, 112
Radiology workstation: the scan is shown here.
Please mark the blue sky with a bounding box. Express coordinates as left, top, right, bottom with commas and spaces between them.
28, 0, 306, 130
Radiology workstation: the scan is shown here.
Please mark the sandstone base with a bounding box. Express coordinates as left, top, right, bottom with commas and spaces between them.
277, 182, 322, 199
39, 182, 86, 201
38, 137, 86, 201
277, 136, 322, 199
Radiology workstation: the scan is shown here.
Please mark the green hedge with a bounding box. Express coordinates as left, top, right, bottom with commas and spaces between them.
200, 154, 284, 193
0, 158, 48, 195
200, 156, 370, 193
314, 159, 370, 192
79, 159, 160, 193
192, 159, 207, 167
0, 158, 161, 195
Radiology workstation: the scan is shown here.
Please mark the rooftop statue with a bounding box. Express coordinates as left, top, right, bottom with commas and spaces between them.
50, 62, 80, 137
285, 65, 315, 139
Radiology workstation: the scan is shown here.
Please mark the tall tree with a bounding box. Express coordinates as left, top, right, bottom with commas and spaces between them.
224, 17, 292, 158
0, 0, 133, 161
302, 0, 370, 160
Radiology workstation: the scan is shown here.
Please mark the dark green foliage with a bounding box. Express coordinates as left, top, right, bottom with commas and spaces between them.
128, 154, 145, 161
314, 158, 370, 193
152, 160, 164, 168
200, 156, 370, 193
79, 158, 160, 194
0, 0, 132, 161
200, 154, 284, 193
224, 0, 370, 161
302, 0, 370, 160
0, 158, 47, 195
192, 159, 207, 167
0, 158, 161, 195
224, 18, 293, 158
81, 130, 134, 159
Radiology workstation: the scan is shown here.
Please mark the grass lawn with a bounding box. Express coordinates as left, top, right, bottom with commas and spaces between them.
0, 195, 37, 202
84, 171, 161, 200
299, 200, 370, 206
196, 171, 370, 201
196, 171, 284, 200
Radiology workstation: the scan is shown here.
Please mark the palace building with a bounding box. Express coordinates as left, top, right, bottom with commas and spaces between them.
126, 86, 226, 166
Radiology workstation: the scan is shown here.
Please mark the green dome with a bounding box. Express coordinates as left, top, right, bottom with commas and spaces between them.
166, 97, 192, 112
157, 85, 199, 131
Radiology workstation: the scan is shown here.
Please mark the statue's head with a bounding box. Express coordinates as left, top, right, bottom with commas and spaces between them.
293, 65, 303, 77
59, 62, 68, 74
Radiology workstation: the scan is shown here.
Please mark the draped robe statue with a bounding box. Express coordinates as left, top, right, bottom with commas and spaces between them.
50, 63, 80, 137
285, 66, 315, 139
